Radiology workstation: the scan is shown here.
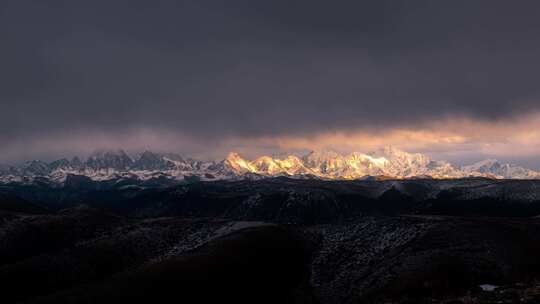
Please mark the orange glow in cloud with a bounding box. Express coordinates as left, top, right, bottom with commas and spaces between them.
2, 112, 540, 163
238, 112, 540, 158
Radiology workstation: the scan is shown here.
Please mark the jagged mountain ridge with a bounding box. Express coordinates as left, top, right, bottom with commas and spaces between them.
222, 147, 540, 180
0, 147, 539, 184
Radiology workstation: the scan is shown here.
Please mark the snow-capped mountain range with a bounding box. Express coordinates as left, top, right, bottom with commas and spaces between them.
0, 147, 539, 185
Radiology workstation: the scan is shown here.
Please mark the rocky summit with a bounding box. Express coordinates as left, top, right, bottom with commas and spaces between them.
1, 147, 539, 186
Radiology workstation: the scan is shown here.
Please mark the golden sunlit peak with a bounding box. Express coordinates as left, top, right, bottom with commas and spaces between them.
225, 152, 256, 173
220, 147, 540, 180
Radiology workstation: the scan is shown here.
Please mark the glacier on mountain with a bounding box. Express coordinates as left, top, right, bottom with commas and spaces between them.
1, 147, 539, 185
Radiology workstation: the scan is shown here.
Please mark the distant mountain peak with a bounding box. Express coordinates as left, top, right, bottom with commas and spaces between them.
224, 152, 255, 174
85, 149, 133, 171
132, 150, 176, 171
1, 147, 539, 185
462, 159, 537, 179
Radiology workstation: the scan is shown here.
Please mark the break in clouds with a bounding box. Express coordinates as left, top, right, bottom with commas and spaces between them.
2, 0, 540, 165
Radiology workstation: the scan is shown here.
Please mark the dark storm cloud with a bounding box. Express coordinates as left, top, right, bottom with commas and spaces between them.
2, 0, 540, 157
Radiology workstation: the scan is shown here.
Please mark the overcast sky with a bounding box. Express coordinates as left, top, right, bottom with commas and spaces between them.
2, 0, 540, 167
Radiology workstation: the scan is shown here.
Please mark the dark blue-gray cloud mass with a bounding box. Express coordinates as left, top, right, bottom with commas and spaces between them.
2, 0, 540, 160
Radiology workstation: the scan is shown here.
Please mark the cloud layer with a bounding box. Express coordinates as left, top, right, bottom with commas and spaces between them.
1, 1, 540, 165
2, 113, 540, 169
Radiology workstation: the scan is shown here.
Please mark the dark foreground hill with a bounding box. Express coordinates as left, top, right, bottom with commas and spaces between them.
2, 179, 540, 303
1, 211, 540, 303
4, 177, 540, 221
